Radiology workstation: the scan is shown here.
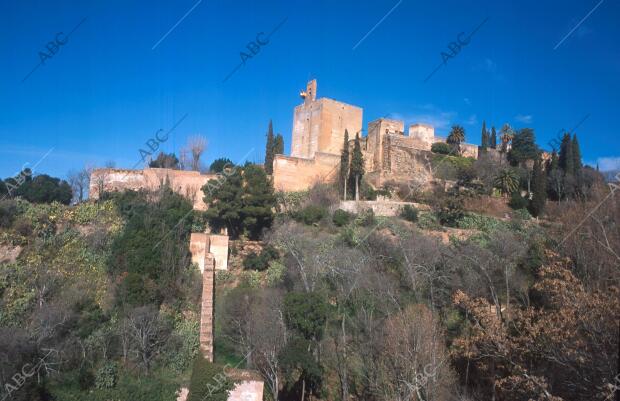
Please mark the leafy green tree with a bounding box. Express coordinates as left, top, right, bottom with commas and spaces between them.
203, 163, 275, 239
339, 130, 350, 199
431, 142, 451, 154
447, 125, 466, 154
481, 120, 489, 150
508, 128, 539, 165
490, 126, 497, 149
283, 292, 330, 342
348, 133, 364, 200
279, 337, 323, 400
274, 134, 284, 155
149, 152, 179, 169
572, 133, 582, 174
264, 120, 275, 174
559, 132, 574, 175
16, 174, 72, 204
529, 157, 547, 217
209, 157, 233, 173
499, 123, 514, 153
494, 168, 520, 196
187, 354, 233, 401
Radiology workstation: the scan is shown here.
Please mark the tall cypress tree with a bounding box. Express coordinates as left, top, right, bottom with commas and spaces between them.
481, 120, 489, 150
490, 126, 497, 149
559, 133, 574, 175
348, 133, 365, 201
529, 157, 547, 217
264, 120, 275, 174
572, 134, 582, 173
339, 130, 350, 200
274, 134, 284, 155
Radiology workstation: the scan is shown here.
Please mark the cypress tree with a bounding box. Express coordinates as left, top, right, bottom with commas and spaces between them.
490, 126, 497, 149
274, 134, 284, 155
559, 133, 574, 175
572, 134, 582, 173
264, 120, 275, 174
529, 157, 547, 217
339, 130, 350, 200
348, 133, 365, 201
548, 151, 559, 175
481, 121, 489, 150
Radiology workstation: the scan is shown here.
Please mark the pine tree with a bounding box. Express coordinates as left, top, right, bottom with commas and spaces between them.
264, 120, 275, 174
339, 130, 350, 200
481, 121, 489, 150
274, 134, 284, 155
490, 126, 497, 149
548, 151, 559, 174
348, 133, 365, 201
529, 157, 547, 217
559, 133, 574, 175
572, 134, 582, 174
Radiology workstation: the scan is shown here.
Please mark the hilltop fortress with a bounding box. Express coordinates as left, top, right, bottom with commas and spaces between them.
90, 79, 482, 202
273, 79, 479, 191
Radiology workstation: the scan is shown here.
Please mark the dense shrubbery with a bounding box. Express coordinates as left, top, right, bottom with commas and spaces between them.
508, 191, 529, 209
431, 142, 451, 154
400, 204, 418, 222
187, 354, 234, 401
293, 204, 328, 225
243, 245, 279, 271
332, 209, 352, 226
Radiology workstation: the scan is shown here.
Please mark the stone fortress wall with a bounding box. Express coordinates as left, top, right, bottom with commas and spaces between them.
89, 168, 217, 210
274, 79, 481, 192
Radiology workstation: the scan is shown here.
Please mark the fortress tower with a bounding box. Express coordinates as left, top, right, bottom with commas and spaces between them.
290, 80, 363, 159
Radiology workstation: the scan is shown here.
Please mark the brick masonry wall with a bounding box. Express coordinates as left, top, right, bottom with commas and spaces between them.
200, 253, 215, 361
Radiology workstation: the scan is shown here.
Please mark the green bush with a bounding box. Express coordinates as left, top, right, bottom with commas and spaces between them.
457, 213, 506, 232
215, 270, 234, 284
512, 208, 532, 221
266, 260, 286, 286
293, 205, 328, 225
332, 209, 352, 226
508, 191, 528, 210
436, 197, 465, 227
431, 142, 451, 154
400, 205, 419, 222
0, 200, 18, 228
95, 361, 118, 389
417, 212, 441, 230
355, 208, 376, 227
243, 245, 279, 271
241, 270, 262, 288
187, 355, 234, 401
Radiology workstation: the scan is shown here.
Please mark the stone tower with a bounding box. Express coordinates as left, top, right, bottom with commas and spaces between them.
290, 79, 363, 159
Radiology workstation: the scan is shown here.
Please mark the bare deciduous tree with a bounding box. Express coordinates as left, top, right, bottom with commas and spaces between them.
187, 135, 207, 171
123, 306, 170, 373
67, 167, 91, 203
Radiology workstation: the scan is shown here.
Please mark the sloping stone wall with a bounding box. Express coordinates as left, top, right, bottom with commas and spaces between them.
339, 200, 430, 216
200, 254, 215, 362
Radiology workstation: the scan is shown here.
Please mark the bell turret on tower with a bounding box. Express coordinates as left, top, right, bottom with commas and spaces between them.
299, 79, 317, 104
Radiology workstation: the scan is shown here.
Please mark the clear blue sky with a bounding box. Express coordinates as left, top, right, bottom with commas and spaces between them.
2, 0, 620, 180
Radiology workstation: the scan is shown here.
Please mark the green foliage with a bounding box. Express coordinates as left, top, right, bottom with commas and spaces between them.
457, 213, 506, 233
348, 133, 365, 199
508, 128, 539, 165
274, 134, 284, 155
215, 270, 234, 284
339, 130, 350, 199
529, 158, 547, 217
241, 270, 262, 288
512, 208, 532, 221
0, 199, 18, 228
283, 292, 330, 341
400, 204, 419, 222
431, 142, 452, 155
559, 132, 574, 175
243, 245, 279, 271
436, 196, 465, 227
509, 191, 529, 210
355, 208, 376, 227
490, 126, 497, 149
266, 260, 286, 286
332, 209, 352, 226
148, 152, 179, 169
265, 120, 275, 174
13, 174, 72, 205
209, 158, 234, 173
95, 361, 119, 389
417, 211, 441, 230
279, 337, 323, 397
165, 317, 200, 373
203, 164, 275, 239
188, 338, 236, 399
494, 168, 520, 195
293, 204, 328, 225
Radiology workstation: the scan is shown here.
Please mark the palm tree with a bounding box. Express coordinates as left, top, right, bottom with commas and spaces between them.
499, 123, 514, 153
446, 125, 465, 155
494, 168, 519, 196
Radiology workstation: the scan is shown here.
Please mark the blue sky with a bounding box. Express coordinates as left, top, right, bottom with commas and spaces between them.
1, 0, 620, 180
